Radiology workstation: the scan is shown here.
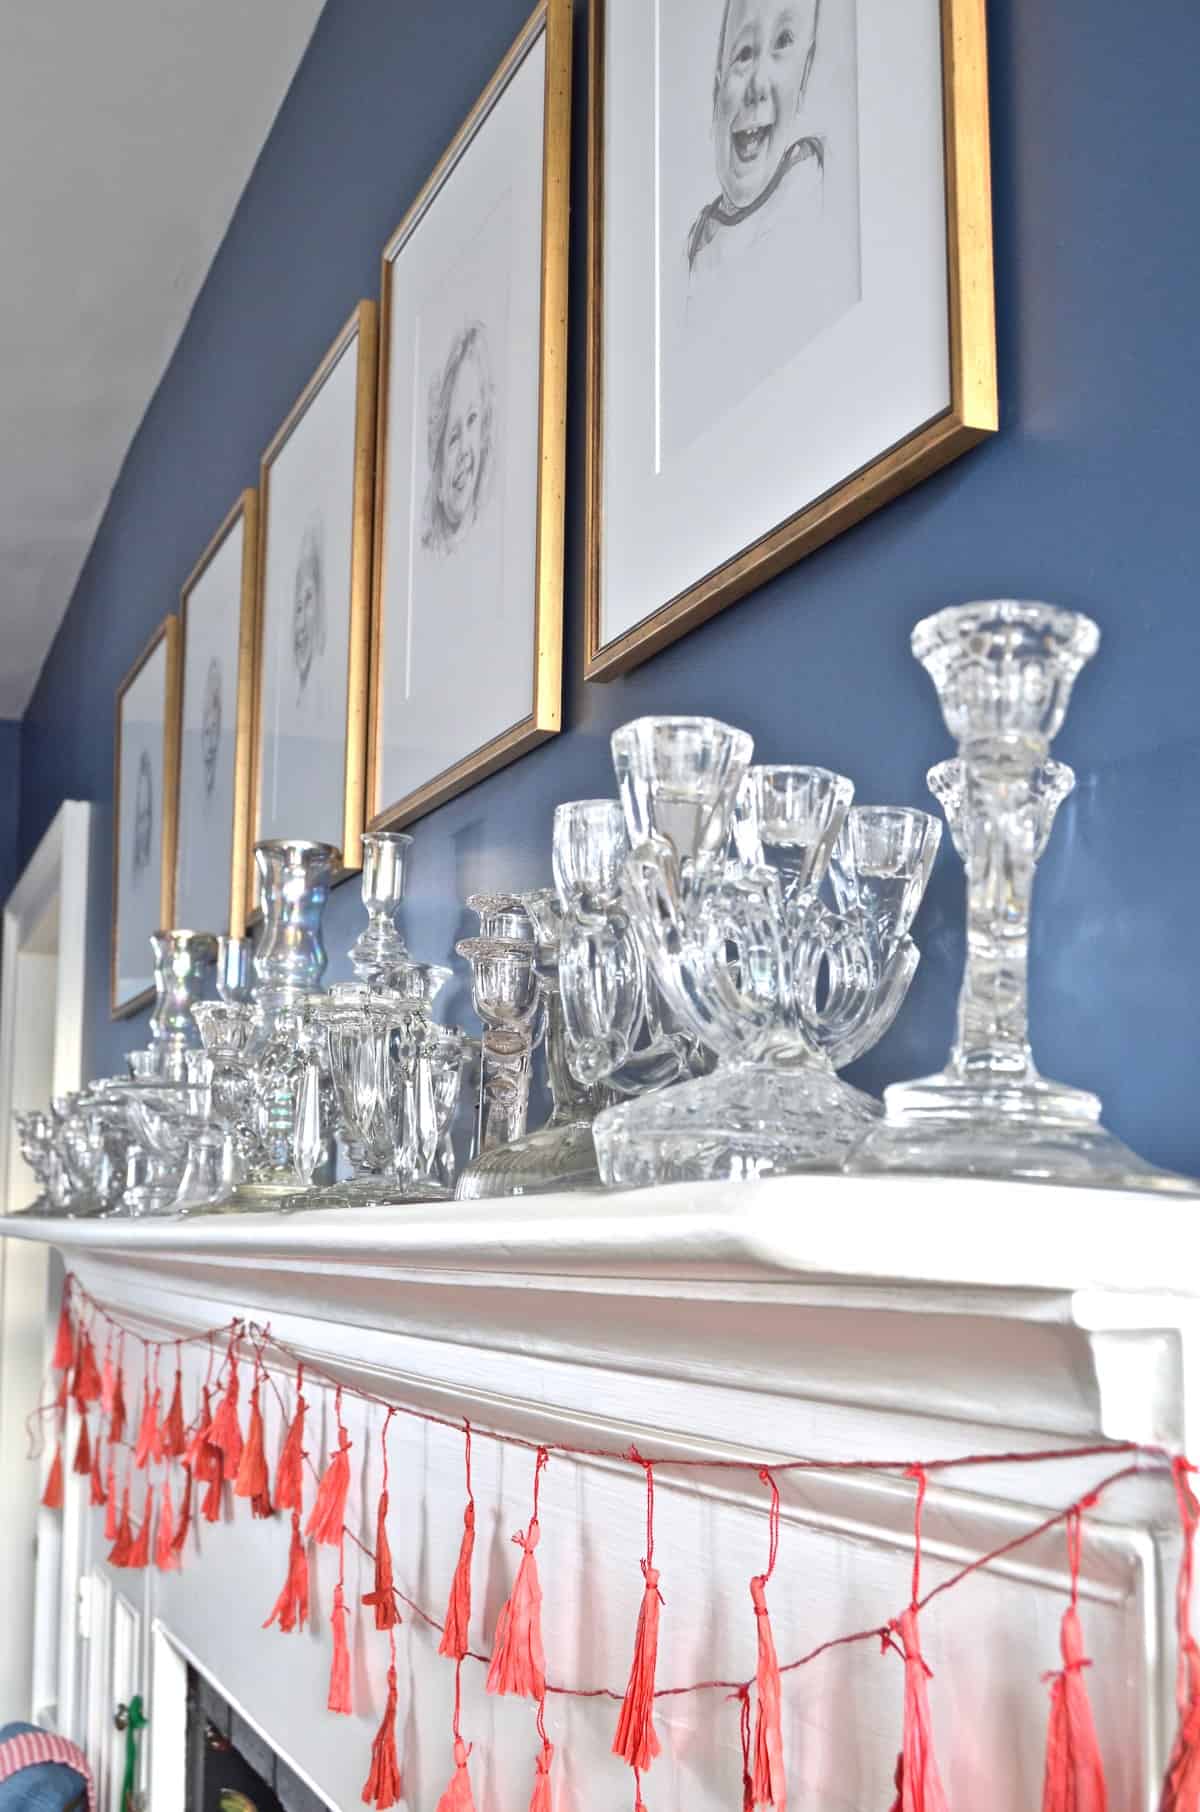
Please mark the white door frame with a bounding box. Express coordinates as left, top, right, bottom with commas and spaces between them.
0, 800, 94, 1725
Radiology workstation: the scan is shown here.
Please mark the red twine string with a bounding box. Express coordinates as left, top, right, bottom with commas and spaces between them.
487, 1447, 549, 1701
1041, 1504, 1106, 1812
440, 1420, 476, 1663
436, 1664, 477, 1812
886, 1469, 949, 1812
613, 1456, 664, 1777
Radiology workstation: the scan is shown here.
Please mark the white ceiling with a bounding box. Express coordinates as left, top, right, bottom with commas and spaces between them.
0, 0, 326, 720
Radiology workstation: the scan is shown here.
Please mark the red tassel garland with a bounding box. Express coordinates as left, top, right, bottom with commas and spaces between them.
90, 1437, 107, 1508
614, 1462, 664, 1776
234, 1382, 272, 1517
161, 1368, 186, 1458
361, 1664, 403, 1809
1042, 1604, 1107, 1812
274, 1377, 307, 1513
307, 1418, 352, 1548
104, 1461, 118, 1540
52, 1296, 74, 1371
487, 1460, 547, 1701
126, 1483, 153, 1569
440, 1425, 476, 1662
207, 1342, 244, 1478
264, 1511, 310, 1634
327, 1582, 353, 1715
72, 1415, 92, 1478
435, 1739, 477, 1812
155, 1477, 179, 1572
187, 1388, 225, 1523
41, 1442, 64, 1510
72, 1330, 102, 1407
100, 1345, 115, 1418
172, 1468, 194, 1558
362, 1490, 400, 1631
134, 1383, 160, 1470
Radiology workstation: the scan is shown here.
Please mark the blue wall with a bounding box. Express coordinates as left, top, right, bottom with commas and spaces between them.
0, 721, 20, 910
18, 0, 1200, 1176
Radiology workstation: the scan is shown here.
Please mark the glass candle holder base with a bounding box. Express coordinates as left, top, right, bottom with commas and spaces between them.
593, 1061, 881, 1190
849, 1069, 1199, 1193
455, 1118, 603, 1200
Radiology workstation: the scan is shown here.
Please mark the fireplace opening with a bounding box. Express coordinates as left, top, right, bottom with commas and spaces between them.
186, 1669, 327, 1812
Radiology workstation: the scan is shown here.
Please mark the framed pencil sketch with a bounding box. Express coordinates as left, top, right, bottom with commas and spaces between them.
112, 616, 181, 1017
368, 0, 570, 830
585, 0, 998, 678
249, 301, 377, 912
175, 490, 258, 939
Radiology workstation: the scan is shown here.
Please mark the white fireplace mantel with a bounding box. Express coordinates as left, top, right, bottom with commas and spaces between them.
7, 1173, 1199, 1811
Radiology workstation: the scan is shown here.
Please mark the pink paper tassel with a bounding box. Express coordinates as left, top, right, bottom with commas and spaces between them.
487, 1518, 546, 1701
613, 1561, 663, 1774
264, 1511, 310, 1635
327, 1581, 352, 1715
435, 1739, 477, 1812
750, 1576, 786, 1810
307, 1425, 352, 1548
887, 1607, 949, 1812
155, 1477, 179, 1572
361, 1664, 403, 1809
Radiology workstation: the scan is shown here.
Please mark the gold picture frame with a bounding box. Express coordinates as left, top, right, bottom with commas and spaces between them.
584, 0, 998, 680
248, 300, 378, 918
111, 615, 181, 1018
175, 488, 260, 940
367, 0, 570, 831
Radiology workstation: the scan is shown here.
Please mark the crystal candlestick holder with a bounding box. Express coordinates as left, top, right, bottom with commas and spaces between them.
455, 888, 609, 1198
349, 832, 412, 983
849, 600, 1195, 1191
217, 935, 254, 1005
455, 895, 543, 1188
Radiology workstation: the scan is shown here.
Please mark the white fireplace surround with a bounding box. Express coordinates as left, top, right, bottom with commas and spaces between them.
5, 1173, 1200, 1811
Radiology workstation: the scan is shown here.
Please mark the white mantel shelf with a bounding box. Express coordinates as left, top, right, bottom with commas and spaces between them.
4, 1171, 1199, 1300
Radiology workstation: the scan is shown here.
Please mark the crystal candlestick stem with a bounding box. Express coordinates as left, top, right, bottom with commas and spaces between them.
850, 600, 1195, 1191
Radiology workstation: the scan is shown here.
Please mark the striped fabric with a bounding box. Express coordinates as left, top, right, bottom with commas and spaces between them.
0, 1730, 94, 1810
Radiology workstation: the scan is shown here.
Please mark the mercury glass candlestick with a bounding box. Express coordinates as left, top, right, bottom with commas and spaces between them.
148, 931, 218, 1078
216, 935, 253, 1005
849, 600, 1196, 1191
